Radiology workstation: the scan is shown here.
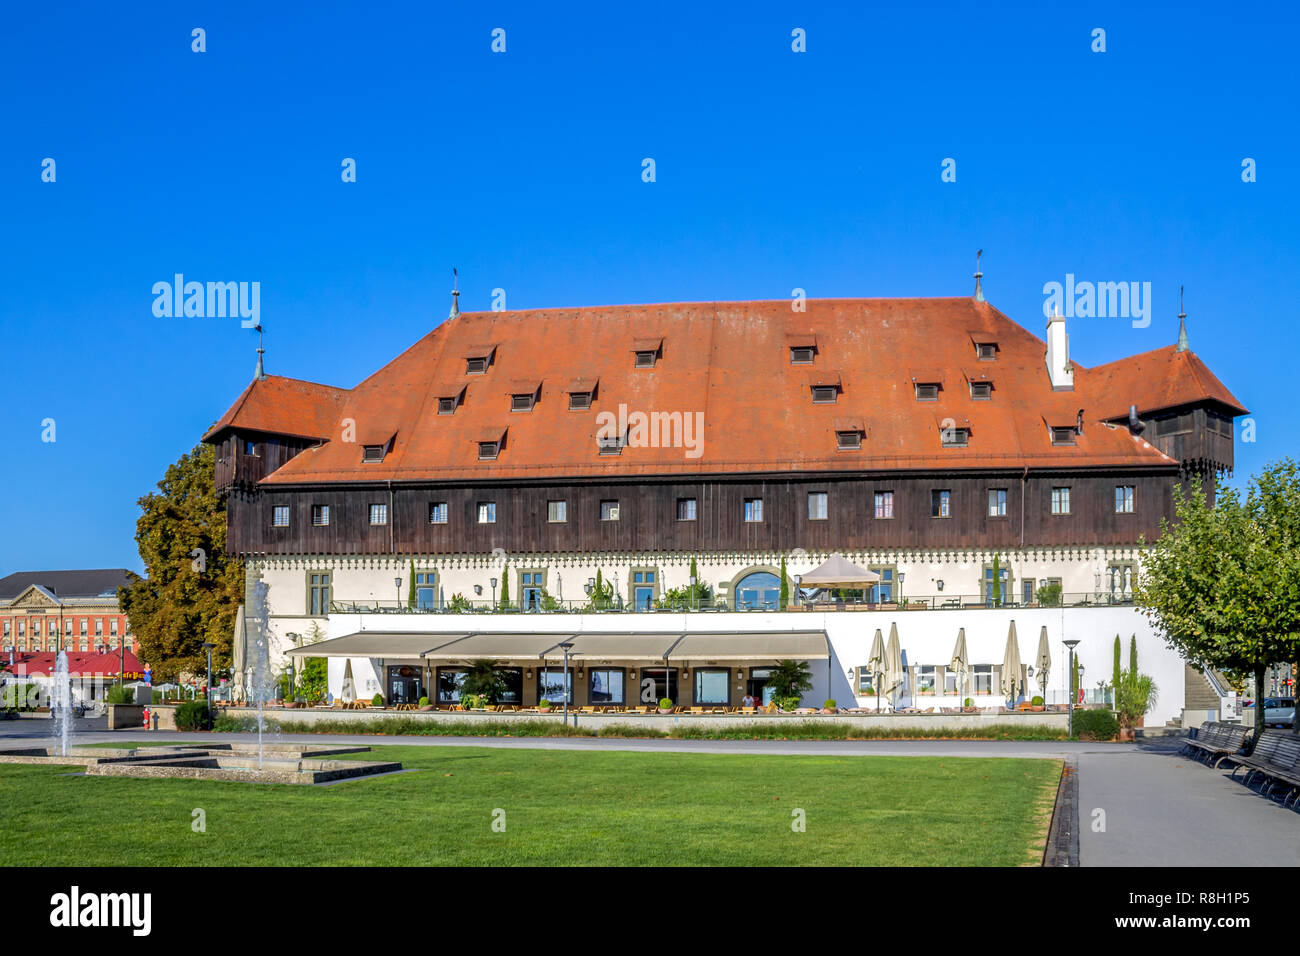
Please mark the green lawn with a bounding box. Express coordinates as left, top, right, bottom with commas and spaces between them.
0, 746, 1060, 866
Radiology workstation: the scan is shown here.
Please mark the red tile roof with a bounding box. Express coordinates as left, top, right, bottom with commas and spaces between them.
205, 297, 1244, 484
2, 649, 145, 679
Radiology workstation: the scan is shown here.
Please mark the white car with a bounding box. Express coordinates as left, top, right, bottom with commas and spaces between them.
1263, 697, 1295, 728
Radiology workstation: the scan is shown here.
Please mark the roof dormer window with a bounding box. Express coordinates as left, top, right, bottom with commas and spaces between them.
915, 383, 940, 401
437, 385, 465, 415
569, 391, 592, 410
464, 344, 496, 375
941, 426, 970, 447
836, 430, 863, 450
975, 342, 997, 361
790, 346, 815, 365
812, 386, 838, 404
478, 440, 500, 460
1050, 426, 1077, 446
632, 337, 662, 368
509, 382, 540, 412
438, 397, 457, 414
970, 381, 993, 400
567, 377, 597, 410
634, 350, 656, 368
597, 431, 626, 455
362, 444, 386, 463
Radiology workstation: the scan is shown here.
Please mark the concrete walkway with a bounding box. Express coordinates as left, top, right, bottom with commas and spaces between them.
7, 727, 1298, 865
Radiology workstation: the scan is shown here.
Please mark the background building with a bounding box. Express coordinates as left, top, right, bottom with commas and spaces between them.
0, 569, 135, 655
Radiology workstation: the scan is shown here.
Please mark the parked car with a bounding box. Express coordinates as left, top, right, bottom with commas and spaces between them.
1264, 697, 1295, 727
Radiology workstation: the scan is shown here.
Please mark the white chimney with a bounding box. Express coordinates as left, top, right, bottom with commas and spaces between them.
1045, 309, 1073, 391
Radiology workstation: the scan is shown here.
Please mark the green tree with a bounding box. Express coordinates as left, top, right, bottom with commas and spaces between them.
779, 556, 790, 609
991, 554, 1002, 606
767, 660, 814, 702
1112, 635, 1122, 708
1136, 462, 1300, 741
499, 566, 510, 609
118, 443, 243, 683
407, 560, 416, 610
294, 621, 328, 701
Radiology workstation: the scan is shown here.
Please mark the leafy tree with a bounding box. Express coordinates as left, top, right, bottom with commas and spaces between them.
118, 443, 242, 683
1136, 462, 1300, 741
294, 621, 328, 701
767, 660, 813, 702
460, 659, 508, 702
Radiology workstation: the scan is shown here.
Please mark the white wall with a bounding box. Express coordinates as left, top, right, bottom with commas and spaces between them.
322, 604, 1182, 724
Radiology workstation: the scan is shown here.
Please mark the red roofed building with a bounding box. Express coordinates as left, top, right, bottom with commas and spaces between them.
203, 290, 1245, 710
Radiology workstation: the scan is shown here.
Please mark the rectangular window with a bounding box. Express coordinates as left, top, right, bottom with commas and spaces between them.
511, 393, 535, 412
369, 503, 388, 526
311, 504, 329, 526
1022, 579, 1036, 605
1154, 412, 1193, 437
477, 502, 496, 524
80, 620, 87, 637
1051, 426, 1076, 446
874, 491, 894, 519
789, 346, 815, 365
478, 441, 499, 460
95, 620, 103, 636
694, 669, 731, 706
32, 619, 41, 636
437, 396, 457, 415
972, 664, 993, 695
743, 498, 763, 522
568, 391, 592, 410
547, 500, 567, 523
988, 489, 1007, 517
362, 444, 386, 462
537, 667, 573, 704
676, 498, 697, 521
931, 490, 951, 518
465, 357, 487, 374
597, 434, 624, 455
429, 502, 448, 524
634, 350, 656, 368
589, 668, 626, 704
811, 385, 838, 404
110, 619, 118, 636
808, 492, 828, 520
976, 342, 997, 360
857, 667, 876, 694
600, 500, 620, 521
836, 430, 862, 450
970, 381, 992, 399
437, 668, 467, 703
941, 427, 970, 447
914, 383, 939, 401
1051, 486, 1071, 515
868, 567, 895, 603
915, 665, 936, 695
1115, 485, 1134, 513
244, 440, 257, 455
271, 505, 290, 527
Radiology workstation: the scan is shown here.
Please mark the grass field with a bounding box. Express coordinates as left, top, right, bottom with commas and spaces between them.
0, 746, 1061, 866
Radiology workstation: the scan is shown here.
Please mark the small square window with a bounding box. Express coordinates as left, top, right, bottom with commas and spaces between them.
634, 350, 656, 368
600, 500, 620, 521
478, 502, 496, 524
429, 502, 448, 524
244, 440, 257, 455
272, 505, 290, 527
569, 391, 592, 410
548, 500, 567, 523
478, 441, 500, 460
915, 383, 940, 401
808, 492, 828, 520
743, 498, 763, 523
362, 444, 386, 462
677, 498, 697, 521
970, 381, 992, 400
597, 434, 624, 455
511, 393, 535, 412
466, 357, 488, 374
811, 385, 838, 404
311, 505, 330, 526
790, 346, 815, 365
874, 491, 894, 519
988, 489, 1007, 517
941, 427, 970, 447
438, 396, 457, 415
836, 430, 862, 450
1051, 427, 1076, 446
369, 503, 388, 526
931, 490, 951, 518
976, 342, 997, 360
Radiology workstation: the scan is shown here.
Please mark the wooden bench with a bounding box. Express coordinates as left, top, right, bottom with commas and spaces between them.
1183, 721, 1251, 767
1227, 729, 1300, 804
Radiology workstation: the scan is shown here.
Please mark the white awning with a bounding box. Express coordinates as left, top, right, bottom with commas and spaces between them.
670, 631, 830, 662
284, 632, 467, 658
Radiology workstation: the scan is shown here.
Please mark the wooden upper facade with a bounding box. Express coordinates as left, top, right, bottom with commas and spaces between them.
204, 295, 1246, 557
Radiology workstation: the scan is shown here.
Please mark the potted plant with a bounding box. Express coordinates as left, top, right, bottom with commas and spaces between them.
962, 697, 977, 713
537, 698, 553, 712
1115, 670, 1157, 741
658, 697, 674, 715
822, 698, 838, 714
417, 696, 433, 711
1030, 695, 1045, 712
371, 692, 385, 709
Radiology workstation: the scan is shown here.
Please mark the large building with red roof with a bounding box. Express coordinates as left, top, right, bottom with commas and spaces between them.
204, 290, 1244, 716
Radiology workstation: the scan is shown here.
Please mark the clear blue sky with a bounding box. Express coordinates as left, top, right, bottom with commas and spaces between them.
1, 1, 1296, 576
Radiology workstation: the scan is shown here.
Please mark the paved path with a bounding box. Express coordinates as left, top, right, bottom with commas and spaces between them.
7, 727, 1298, 865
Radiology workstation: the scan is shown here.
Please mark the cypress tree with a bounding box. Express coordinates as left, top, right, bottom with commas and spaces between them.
779, 556, 790, 609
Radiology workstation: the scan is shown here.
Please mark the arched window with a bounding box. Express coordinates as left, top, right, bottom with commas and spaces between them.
734, 571, 780, 611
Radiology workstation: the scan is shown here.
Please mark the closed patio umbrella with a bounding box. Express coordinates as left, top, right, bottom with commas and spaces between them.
883, 623, 905, 711
1001, 620, 1023, 704
340, 659, 357, 704
950, 628, 969, 706
1036, 626, 1051, 704
866, 628, 886, 712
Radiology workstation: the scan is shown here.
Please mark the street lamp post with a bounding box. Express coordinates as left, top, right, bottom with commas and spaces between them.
558, 642, 574, 726
394, 576, 403, 611
201, 642, 215, 726
1063, 639, 1080, 737
490, 577, 498, 609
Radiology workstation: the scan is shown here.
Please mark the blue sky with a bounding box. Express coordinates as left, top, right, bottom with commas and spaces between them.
1, 1, 1296, 575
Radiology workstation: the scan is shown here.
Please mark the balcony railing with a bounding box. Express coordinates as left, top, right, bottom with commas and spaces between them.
330, 592, 1137, 615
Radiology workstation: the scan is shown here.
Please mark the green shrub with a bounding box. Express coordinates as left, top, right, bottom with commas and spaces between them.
823, 699, 837, 709
963, 698, 974, 708
104, 685, 134, 705
175, 699, 213, 731
1036, 582, 1063, 606
371, 693, 384, 707
1031, 696, 1044, 706
1072, 708, 1118, 740
774, 695, 801, 712
537, 698, 552, 708
417, 696, 430, 707
658, 698, 673, 709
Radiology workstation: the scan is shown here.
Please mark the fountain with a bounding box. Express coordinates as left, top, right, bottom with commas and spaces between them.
50, 650, 73, 757
244, 580, 275, 768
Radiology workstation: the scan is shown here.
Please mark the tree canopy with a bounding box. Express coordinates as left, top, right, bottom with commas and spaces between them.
1136, 459, 1300, 736
118, 442, 243, 682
